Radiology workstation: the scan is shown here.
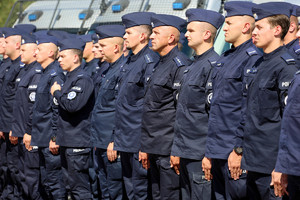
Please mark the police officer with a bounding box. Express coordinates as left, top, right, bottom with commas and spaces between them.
0, 27, 12, 199
90, 25, 126, 200
91, 33, 109, 96
50, 38, 94, 200
274, 8, 300, 198
77, 34, 99, 77
0, 27, 26, 199
28, 34, 66, 200
203, 1, 261, 199
284, 4, 300, 68
11, 32, 44, 200
113, 12, 159, 200
171, 8, 224, 200
140, 14, 192, 200
241, 3, 298, 199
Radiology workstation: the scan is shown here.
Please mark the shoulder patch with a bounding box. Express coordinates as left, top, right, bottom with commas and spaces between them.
281, 52, 296, 65
71, 86, 82, 92
77, 73, 84, 77
144, 54, 154, 64
246, 47, 258, 56
293, 44, 300, 55
28, 84, 37, 89
173, 56, 185, 67
67, 91, 77, 100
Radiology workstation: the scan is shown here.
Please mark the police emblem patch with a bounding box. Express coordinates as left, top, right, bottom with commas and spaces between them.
29, 92, 36, 102
253, 13, 258, 20
67, 91, 77, 100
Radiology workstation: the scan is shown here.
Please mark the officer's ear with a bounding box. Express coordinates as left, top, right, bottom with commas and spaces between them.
273, 25, 283, 38
203, 30, 212, 41
242, 22, 251, 34
168, 33, 176, 45
139, 32, 147, 43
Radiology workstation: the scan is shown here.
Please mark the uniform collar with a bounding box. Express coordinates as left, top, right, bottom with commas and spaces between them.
66, 63, 83, 78
160, 46, 179, 63
193, 47, 214, 61
285, 38, 299, 49
263, 45, 285, 60
43, 60, 57, 73
84, 58, 99, 68
11, 56, 21, 64
224, 39, 252, 56
2, 57, 11, 63
129, 44, 149, 63
109, 54, 125, 69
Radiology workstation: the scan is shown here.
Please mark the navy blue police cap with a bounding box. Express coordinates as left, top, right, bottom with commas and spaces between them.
95, 25, 125, 39
14, 24, 36, 34
252, 2, 292, 21
47, 30, 76, 40
179, 32, 186, 45
21, 32, 36, 44
224, 1, 256, 18
57, 38, 86, 51
36, 35, 58, 46
122, 12, 153, 29
151, 14, 186, 32
33, 30, 48, 38
297, 6, 300, 17
77, 34, 93, 43
186, 8, 225, 29
2, 27, 21, 38
292, 5, 300, 16
91, 33, 99, 44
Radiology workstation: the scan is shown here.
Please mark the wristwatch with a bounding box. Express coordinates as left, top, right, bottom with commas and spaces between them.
51, 136, 56, 142
234, 147, 243, 155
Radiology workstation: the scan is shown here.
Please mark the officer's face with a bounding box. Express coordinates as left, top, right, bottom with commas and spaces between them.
150, 26, 169, 52
92, 42, 103, 59
58, 50, 75, 71
223, 16, 243, 44
5, 36, 20, 57
20, 43, 37, 64
98, 38, 115, 63
0, 38, 5, 55
123, 27, 140, 50
252, 18, 275, 51
83, 42, 93, 60
185, 21, 205, 50
36, 43, 49, 64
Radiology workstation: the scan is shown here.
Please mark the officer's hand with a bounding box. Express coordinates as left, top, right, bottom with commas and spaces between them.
228, 150, 242, 180
107, 142, 117, 162
50, 81, 61, 96
49, 140, 59, 155
170, 156, 180, 175
271, 170, 284, 197
281, 173, 289, 196
23, 133, 33, 151
202, 157, 212, 181
9, 131, 18, 145
0, 131, 5, 139
139, 151, 150, 170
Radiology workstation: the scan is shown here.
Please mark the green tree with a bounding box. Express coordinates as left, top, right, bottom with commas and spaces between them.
0, 0, 18, 27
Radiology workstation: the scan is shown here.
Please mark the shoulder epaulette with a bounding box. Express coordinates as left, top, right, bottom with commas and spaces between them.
20, 62, 25, 68
50, 69, 57, 76
281, 52, 296, 65
296, 70, 300, 75
77, 73, 84, 77
293, 44, 300, 55
35, 68, 42, 73
246, 47, 258, 56
144, 54, 154, 64
208, 57, 218, 67
173, 56, 185, 67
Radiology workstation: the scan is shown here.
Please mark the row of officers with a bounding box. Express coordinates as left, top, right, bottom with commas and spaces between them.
0, 1, 300, 200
